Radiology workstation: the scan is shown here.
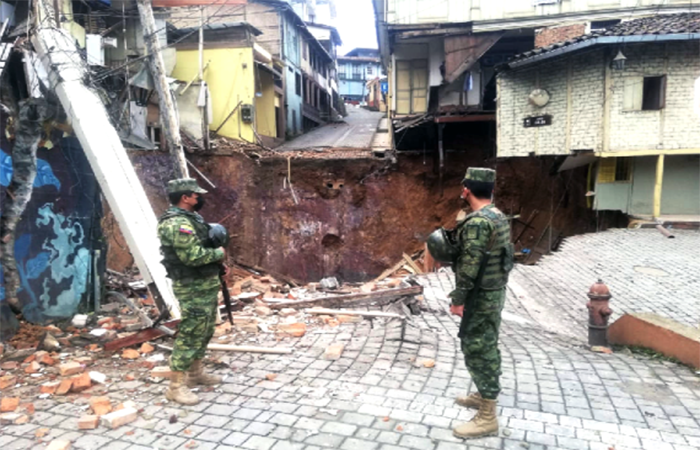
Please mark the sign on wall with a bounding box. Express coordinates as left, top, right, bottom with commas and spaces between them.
523, 115, 552, 128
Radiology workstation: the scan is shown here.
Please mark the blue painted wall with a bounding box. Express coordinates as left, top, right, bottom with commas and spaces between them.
0, 118, 103, 339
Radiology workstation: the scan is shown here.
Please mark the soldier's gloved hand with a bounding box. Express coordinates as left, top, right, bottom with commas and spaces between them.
450, 304, 464, 317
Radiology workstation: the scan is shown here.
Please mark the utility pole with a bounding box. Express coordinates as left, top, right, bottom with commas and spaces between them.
33, 0, 180, 319
199, 6, 210, 150
136, 0, 189, 178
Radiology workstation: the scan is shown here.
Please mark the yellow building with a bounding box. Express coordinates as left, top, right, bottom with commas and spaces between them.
172, 23, 284, 146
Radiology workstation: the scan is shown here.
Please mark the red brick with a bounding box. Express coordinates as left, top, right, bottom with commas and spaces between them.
40, 381, 61, 394
0, 397, 19, 412
0, 361, 18, 370
89, 397, 112, 416
58, 362, 83, 376
38, 353, 56, 366
140, 343, 155, 354
0, 375, 17, 390
277, 322, 306, 337
535, 23, 587, 48
25, 361, 41, 374
78, 415, 99, 430
121, 349, 140, 360
70, 373, 92, 392
55, 379, 73, 395
100, 407, 138, 429
323, 344, 344, 361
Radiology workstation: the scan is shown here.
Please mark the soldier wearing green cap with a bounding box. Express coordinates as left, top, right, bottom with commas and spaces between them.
157, 178, 227, 405
448, 168, 514, 439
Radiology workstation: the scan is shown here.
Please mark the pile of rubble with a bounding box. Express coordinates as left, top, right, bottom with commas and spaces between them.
0, 256, 427, 446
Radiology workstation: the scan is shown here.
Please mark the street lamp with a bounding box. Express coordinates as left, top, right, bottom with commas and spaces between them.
612, 50, 627, 71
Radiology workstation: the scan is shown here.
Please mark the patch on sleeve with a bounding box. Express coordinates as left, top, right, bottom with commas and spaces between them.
466, 225, 480, 240
179, 224, 194, 235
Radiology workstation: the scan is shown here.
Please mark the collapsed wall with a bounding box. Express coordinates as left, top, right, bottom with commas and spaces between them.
106, 149, 605, 283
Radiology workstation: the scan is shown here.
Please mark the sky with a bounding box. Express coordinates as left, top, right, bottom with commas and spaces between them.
335, 0, 378, 56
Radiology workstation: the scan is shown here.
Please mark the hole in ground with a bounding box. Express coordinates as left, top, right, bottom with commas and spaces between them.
322, 234, 344, 249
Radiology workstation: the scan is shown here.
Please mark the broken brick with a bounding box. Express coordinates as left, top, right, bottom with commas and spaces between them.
46, 440, 71, 450
97, 317, 114, 326
124, 374, 135, 381
100, 407, 138, 429
254, 306, 272, 316
38, 353, 56, 366
56, 379, 73, 395
121, 349, 140, 359
14, 414, 29, 425
40, 381, 61, 395
87, 344, 101, 352
323, 344, 345, 361
78, 415, 99, 430
0, 375, 17, 390
35, 428, 50, 438
75, 356, 93, 366
0, 413, 23, 425
23, 354, 36, 363
277, 322, 306, 337
140, 343, 154, 354
58, 362, 83, 376
422, 359, 435, 368
89, 397, 112, 416
25, 361, 41, 374
150, 367, 172, 379
20, 403, 35, 415
58, 337, 72, 347
70, 373, 92, 392
0, 397, 20, 412
265, 374, 277, 381
278, 308, 297, 317
0, 361, 18, 370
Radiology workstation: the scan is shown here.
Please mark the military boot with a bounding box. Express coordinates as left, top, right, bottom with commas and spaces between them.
186, 359, 222, 387
455, 392, 482, 410
453, 398, 498, 439
165, 372, 200, 405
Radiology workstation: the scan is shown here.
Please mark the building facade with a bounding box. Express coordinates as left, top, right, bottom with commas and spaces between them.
497, 14, 700, 219
337, 48, 382, 102
169, 0, 338, 138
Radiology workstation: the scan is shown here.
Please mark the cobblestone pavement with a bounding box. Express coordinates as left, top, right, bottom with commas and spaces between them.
508, 229, 700, 339
278, 107, 383, 150
2, 234, 700, 450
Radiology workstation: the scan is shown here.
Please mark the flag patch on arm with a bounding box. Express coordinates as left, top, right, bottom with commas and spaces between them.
179, 225, 194, 235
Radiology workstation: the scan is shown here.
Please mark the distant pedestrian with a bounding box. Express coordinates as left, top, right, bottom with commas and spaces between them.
427, 168, 514, 439
157, 178, 227, 405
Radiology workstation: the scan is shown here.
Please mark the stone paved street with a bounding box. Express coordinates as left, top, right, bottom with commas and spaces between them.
278, 107, 383, 150
2, 230, 699, 450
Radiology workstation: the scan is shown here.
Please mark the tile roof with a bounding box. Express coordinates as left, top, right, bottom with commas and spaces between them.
511, 13, 700, 64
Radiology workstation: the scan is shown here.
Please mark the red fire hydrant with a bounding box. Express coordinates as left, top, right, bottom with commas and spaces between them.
587, 279, 612, 347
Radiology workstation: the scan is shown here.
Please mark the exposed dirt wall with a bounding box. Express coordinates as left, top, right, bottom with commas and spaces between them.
105, 150, 609, 283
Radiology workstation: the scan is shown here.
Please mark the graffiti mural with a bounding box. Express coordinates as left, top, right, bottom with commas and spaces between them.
0, 122, 103, 338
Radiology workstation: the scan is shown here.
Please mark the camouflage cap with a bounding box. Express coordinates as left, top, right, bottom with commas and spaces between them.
167, 178, 208, 195
463, 167, 496, 183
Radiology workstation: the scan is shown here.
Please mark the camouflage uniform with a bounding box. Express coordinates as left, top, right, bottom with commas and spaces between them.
157, 179, 224, 373
450, 168, 514, 401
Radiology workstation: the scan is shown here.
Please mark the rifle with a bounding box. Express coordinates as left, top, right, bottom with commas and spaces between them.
219, 265, 234, 326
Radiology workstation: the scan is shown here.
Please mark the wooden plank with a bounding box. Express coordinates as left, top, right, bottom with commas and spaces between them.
104, 320, 180, 352
266, 286, 423, 309
207, 344, 293, 354
306, 308, 405, 319
444, 32, 503, 84
402, 253, 424, 274
373, 259, 408, 283
434, 114, 495, 124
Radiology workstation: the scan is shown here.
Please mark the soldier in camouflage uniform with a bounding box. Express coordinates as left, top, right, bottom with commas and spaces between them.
449, 168, 514, 439
157, 178, 226, 405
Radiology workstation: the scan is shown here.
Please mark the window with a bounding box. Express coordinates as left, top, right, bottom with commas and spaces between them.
338, 65, 346, 80
623, 75, 666, 111
295, 73, 301, 96
303, 42, 308, 61
590, 19, 620, 32
367, 65, 373, 76
597, 158, 632, 183
352, 64, 362, 80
